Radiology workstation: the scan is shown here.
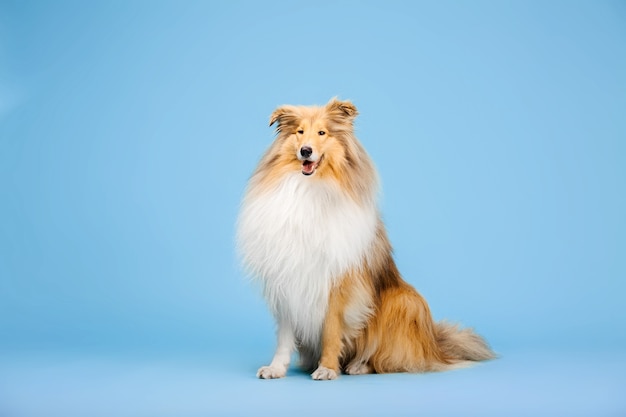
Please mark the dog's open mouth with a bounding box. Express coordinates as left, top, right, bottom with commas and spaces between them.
301, 155, 323, 176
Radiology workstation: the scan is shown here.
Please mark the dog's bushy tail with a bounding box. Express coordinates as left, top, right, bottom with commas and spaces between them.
435, 321, 496, 365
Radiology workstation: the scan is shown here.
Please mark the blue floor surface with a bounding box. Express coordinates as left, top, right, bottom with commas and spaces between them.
1, 349, 624, 417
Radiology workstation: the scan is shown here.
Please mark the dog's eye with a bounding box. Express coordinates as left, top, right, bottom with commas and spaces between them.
318, 131, 326, 136
297, 129, 304, 134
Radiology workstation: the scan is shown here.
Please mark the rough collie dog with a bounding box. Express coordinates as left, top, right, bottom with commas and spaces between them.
237, 98, 495, 380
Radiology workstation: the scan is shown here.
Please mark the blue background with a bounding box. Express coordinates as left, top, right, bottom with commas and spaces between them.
1, 1, 625, 416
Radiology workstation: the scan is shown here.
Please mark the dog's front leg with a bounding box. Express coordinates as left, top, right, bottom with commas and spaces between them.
257, 320, 294, 379
312, 284, 345, 381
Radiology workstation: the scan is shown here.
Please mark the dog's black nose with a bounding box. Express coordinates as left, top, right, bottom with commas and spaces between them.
300, 146, 313, 159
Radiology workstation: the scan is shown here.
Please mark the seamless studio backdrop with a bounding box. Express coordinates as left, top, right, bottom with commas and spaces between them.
0, 1, 625, 416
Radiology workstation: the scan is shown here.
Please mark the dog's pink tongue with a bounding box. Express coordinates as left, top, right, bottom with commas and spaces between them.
302, 160, 315, 175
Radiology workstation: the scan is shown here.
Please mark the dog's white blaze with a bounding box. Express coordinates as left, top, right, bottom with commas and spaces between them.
237, 172, 378, 347
297, 146, 320, 162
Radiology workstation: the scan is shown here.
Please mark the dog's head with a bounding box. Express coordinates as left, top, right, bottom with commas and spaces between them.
269, 97, 359, 177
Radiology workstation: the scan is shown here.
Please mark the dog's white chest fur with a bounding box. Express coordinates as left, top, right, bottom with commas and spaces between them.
237, 173, 378, 345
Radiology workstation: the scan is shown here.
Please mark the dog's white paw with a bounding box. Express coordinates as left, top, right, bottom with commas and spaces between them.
311, 366, 338, 381
345, 361, 372, 375
257, 365, 287, 379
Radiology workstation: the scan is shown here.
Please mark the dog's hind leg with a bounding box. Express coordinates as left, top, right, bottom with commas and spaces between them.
344, 359, 373, 375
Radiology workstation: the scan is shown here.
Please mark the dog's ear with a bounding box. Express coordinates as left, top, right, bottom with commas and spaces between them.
269, 105, 299, 132
269, 107, 286, 127
325, 97, 358, 121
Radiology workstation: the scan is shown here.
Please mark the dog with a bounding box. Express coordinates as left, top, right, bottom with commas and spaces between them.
237, 98, 495, 380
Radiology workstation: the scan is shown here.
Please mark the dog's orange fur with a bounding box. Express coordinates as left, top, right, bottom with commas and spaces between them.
316, 232, 455, 375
